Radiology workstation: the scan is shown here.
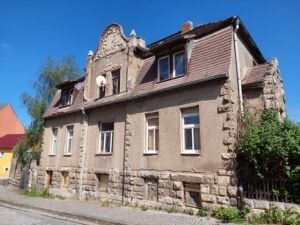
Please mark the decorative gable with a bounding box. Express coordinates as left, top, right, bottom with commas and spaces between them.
95, 24, 128, 60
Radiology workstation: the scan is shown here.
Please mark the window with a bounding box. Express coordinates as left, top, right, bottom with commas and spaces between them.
112, 69, 120, 94
0, 151, 4, 157
173, 51, 185, 77
184, 183, 201, 208
65, 126, 74, 155
50, 128, 58, 155
182, 109, 200, 153
146, 114, 159, 153
144, 178, 158, 201
61, 171, 69, 187
61, 88, 74, 106
98, 122, 114, 154
46, 170, 53, 185
99, 86, 106, 98
3, 165, 9, 173
158, 56, 170, 81
96, 174, 109, 192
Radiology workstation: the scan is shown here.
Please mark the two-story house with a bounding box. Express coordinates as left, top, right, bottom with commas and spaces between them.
37, 16, 285, 210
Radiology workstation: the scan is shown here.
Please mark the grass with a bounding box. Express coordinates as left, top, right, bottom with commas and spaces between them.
23, 187, 65, 200
140, 205, 149, 211
101, 199, 111, 207
165, 206, 179, 214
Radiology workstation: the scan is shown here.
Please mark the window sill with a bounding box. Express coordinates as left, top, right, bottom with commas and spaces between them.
59, 104, 72, 109
157, 74, 185, 83
143, 151, 159, 155
95, 153, 112, 156
63, 153, 72, 157
181, 151, 200, 155
48, 154, 56, 157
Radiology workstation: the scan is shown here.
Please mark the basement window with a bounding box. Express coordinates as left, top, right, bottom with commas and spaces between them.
184, 182, 201, 208
46, 170, 53, 185
144, 178, 158, 201
61, 171, 69, 187
96, 174, 109, 192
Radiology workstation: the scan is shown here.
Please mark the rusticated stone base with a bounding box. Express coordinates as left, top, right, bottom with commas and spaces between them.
36, 167, 238, 210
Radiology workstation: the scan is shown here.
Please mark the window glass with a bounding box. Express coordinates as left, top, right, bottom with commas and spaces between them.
158, 57, 169, 81
174, 51, 185, 77
112, 69, 120, 94
98, 122, 114, 154
146, 114, 159, 153
182, 109, 200, 153
61, 88, 73, 106
50, 128, 58, 155
66, 126, 73, 154
184, 115, 199, 125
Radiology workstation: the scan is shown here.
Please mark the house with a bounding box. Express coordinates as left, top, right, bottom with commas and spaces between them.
37, 16, 285, 209
0, 104, 25, 178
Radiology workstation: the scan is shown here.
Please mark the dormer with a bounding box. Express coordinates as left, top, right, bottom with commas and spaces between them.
55, 77, 85, 107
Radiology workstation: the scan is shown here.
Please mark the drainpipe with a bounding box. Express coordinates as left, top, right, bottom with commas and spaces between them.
79, 106, 89, 200
233, 17, 244, 115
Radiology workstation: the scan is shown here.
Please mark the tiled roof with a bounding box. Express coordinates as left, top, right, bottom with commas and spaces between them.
0, 134, 25, 149
0, 104, 8, 111
242, 63, 269, 87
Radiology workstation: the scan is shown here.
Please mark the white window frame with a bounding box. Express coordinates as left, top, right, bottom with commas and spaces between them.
49, 128, 58, 155
97, 123, 114, 154
182, 112, 200, 154
173, 50, 186, 78
145, 115, 159, 154
157, 55, 170, 81
65, 125, 74, 155
0, 151, 4, 157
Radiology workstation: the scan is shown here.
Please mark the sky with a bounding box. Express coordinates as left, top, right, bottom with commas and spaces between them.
0, 0, 299, 128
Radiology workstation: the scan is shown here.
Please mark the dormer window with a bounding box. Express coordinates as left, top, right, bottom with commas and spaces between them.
61, 88, 74, 106
157, 50, 186, 81
112, 69, 120, 94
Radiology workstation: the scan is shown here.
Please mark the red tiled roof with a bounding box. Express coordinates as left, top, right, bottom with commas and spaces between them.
242, 63, 269, 87
0, 134, 25, 149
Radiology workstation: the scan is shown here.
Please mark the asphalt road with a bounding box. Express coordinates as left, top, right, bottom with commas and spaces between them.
0, 205, 84, 225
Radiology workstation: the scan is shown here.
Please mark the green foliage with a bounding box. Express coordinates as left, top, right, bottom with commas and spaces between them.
237, 110, 300, 202
197, 208, 209, 217
101, 199, 111, 207
16, 55, 81, 165
165, 206, 179, 213
249, 206, 300, 225
140, 205, 149, 211
184, 208, 194, 215
213, 207, 246, 223
23, 187, 54, 199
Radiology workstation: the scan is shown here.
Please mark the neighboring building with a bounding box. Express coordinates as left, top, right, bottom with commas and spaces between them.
0, 104, 25, 178
37, 16, 286, 209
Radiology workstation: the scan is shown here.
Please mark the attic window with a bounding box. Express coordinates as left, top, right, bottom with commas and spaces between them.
112, 69, 120, 94
157, 50, 186, 82
61, 88, 74, 106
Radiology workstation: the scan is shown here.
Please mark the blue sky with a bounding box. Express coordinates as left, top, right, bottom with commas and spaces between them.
0, 0, 299, 128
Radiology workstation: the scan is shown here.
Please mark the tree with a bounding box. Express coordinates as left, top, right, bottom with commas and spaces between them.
14, 55, 81, 167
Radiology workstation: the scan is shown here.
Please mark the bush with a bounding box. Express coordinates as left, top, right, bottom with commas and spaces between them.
184, 208, 194, 215
249, 207, 300, 225
140, 205, 149, 211
197, 208, 209, 217
23, 187, 54, 199
165, 206, 179, 213
214, 207, 245, 223
101, 200, 111, 207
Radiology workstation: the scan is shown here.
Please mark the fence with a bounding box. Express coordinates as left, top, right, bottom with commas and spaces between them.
239, 176, 299, 204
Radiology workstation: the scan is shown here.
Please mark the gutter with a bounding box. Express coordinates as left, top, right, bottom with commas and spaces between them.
79, 106, 89, 200
233, 17, 244, 116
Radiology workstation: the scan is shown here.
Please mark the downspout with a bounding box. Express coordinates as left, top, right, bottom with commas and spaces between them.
79, 106, 88, 200
233, 17, 244, 115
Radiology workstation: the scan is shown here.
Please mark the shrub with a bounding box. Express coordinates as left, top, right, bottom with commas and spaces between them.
197, 208, 209, 217
140, 205, 149, 211
165, 206, 179, 213
101, 200, 111, 207
184, 208, 194, 215
23, 187, 54, 199
249, 206, 300, 225
214, 207, 245, 223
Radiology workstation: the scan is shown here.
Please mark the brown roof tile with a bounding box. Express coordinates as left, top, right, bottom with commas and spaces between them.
242, 63, 269, 86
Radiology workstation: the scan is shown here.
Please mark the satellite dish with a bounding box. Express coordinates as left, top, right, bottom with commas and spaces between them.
96, 75, 107, 87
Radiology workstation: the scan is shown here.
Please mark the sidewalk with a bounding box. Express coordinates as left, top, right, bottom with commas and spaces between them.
0, 186, 221, 225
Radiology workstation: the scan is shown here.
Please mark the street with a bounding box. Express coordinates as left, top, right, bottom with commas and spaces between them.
0, 205, 84, 225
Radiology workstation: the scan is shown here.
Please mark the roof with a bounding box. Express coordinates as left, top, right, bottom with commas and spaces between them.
43, 16, 267, 118
242, 63, 270, 87
55, 76, 85, 89
0, 104, 8, 111
0, 134, 25, 149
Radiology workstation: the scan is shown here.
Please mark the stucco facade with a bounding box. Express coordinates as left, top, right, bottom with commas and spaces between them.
37, 17, 286, 210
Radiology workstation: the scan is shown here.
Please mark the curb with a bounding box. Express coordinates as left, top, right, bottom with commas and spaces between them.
0, 198, 127, 225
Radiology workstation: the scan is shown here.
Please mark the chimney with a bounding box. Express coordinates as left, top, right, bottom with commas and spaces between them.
137, 37, 146, 48
181, 21, 193, 33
